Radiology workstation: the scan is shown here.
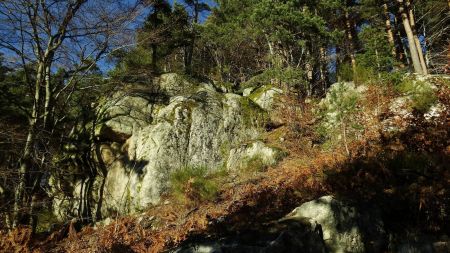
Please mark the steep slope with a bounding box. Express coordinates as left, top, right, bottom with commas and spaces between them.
1, 74, 449, 253
50, 73, 284, 221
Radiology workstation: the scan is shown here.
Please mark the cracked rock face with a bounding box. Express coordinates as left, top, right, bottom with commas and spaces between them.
52, 73, 284, 219
172, 196, 387, 253
284, 196, 386, 253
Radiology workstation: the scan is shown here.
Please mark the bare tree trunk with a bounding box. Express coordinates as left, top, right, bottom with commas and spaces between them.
43, 64, 52, 129
397, 0, 424, 74
342, 121, 350, 157
344, 7, 357, 73
383, 2, 397, 58
152, 44, 158, 72
13, 60, 45, 227
2, 0, 145, 229
395, 15, 410, 67
406, 0, 428, 74
319, 46, 328, 93
336, 46, 343, 82
265, 34, 275, 68
185, 0, 200, 74
305, 48, 313, 97
13, 131, 34, 227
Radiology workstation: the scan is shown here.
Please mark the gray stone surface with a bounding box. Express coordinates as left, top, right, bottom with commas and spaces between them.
248, 85, 283, 111
283, 196, 386, 253
51, 73, 283, 219
172, 220, 327, 253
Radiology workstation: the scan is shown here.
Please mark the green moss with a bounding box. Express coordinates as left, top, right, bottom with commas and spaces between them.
169, 165, 222, 204
397, 79, 437, 113
248, 84, 274, 101
36, 209, 59, 233
271, 146, 289, 162
215, 81, 234, 92
241, 155, 267, 173
166, 100, 197, 124
220, 140, 231, 158
240, 97, 268, 128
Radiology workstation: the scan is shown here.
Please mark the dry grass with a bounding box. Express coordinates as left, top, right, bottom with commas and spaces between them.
2, 79, 449, 253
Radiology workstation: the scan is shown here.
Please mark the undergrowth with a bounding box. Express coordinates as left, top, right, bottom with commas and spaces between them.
169, 166, 226, 205
3, 76, 449, 253
396, 78, 438, 112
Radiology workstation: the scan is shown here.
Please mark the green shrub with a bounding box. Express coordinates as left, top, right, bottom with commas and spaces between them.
380, 71, 406, 86
396, 79, 437, 112
388, 152, 433, 175
337, 63, 354, 82
241, 154, 267, 173
169, 165, 222, 204
338, 63, 378, 85
317, 82, 362, 155
353, 65, 377, 85
357, 27, 396, 72
243, 67, 306, 91
36, 208, 59, 233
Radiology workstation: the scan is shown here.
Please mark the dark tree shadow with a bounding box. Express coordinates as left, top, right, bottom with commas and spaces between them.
324, 111, 450, 249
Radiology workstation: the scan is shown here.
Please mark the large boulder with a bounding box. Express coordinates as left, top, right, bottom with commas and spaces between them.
172, 219, 327, 253
382, 75, 447, 134
103, 88, 268, 211
172, 196, 388, 253
52, 73, 284, 219
283, 196, 386, 253
97, 92, 158, 139
248, 85, 283, 111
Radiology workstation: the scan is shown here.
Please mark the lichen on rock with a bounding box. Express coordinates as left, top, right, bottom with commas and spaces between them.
51, 73, 284, 219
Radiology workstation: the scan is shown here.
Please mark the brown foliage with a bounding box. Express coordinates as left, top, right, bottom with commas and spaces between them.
0, 226, 32, 253
2, 80, 448, 252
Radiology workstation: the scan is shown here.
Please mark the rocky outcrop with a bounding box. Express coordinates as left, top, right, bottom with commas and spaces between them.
51, 73, 284, 220
283, 196, 386, 253
382, 75, 447, 134
172, 218, 327, 253
319, 77, 447, 139
173, 196, 387, 253
246, 85, 283, 111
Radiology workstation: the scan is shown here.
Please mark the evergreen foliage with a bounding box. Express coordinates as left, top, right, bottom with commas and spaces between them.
0, 0, 448, 234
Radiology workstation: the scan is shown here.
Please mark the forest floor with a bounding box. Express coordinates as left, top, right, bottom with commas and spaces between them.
1, 77, 449, 253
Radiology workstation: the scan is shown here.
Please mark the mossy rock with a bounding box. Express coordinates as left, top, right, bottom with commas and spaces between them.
248, 85, 283, 110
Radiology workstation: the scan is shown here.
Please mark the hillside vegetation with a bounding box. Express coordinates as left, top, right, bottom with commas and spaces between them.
0, 0, 449, 252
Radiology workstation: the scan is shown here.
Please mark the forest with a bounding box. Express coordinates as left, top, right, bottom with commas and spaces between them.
0, 0, 449, 252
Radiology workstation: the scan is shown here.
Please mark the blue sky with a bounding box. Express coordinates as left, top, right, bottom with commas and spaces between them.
170, 0, 217, 22
98, 0, 217, 73
0, 0, 217, 73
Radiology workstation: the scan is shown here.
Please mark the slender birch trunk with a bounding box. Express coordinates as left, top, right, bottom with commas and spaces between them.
383, 2, 397, 58
406, 0, 428, 74
397, 0, 424, 74
344, 7, 357, 73
13, 62, 44, 227
395, 15, 410, 66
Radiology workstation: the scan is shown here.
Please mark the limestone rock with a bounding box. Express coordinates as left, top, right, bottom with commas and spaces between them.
242, 87, 255, 97
98, 91, 159, 139
158, 73, 197, 96
100, 86, 279, 212
382, 76, 445, 134
317, 82, 363, 132
284, 196, 386, 253
248, 85, 283, 110
172, 220, 327, 253
227, 141, 282, 171
52, 73, 284, 219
